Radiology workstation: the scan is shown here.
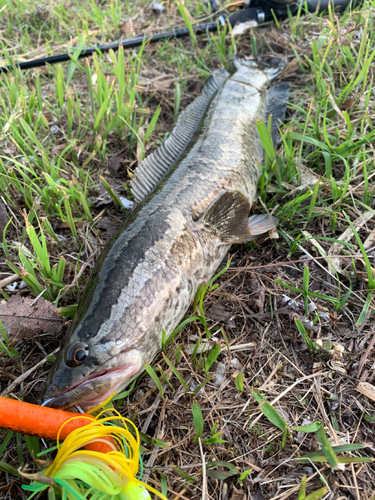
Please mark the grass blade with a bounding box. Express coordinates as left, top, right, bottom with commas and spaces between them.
257, 119, 276, 164
0, 460, 20, 477
172, 466, 196, 483
295, 318, 315, 354
0, 431, 13, 458
204, 342, 221, 374
177, 1, 197, 46
99, 176, 125, 211
251, 390, 288, 431
144, 363, 163, 399
316, 424, 338, 468
193, 374, 214, 395
343, 211, 375, 288
297, 443, 365, 459
192, 401, 204, 439
162, 354, 189, 391
24, 434, 40, 461
144, 106, 161, 143
235, 373, 243, 393
305, 487, 329, 500
206, 462, 238, 480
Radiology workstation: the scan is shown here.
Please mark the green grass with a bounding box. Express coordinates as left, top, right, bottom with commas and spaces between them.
254, 2, 375, 331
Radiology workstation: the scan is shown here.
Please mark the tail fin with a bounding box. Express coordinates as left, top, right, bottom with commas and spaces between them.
233, 56, 286, 82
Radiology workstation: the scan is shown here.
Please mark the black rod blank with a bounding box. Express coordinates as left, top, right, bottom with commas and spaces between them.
0, 9, 263, 74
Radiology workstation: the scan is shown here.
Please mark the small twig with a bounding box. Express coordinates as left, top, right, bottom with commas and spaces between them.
351, 462, 360, 500
269, 371, 327, 406
140, 393, 162, 434
30, 288, 47, 306
0, 274, 18, 289
221, 342, 257, 352
171, 488, 188, 500
59, 262, 89, 300
198, 437, 207, 500
357, 329, 375, 378
314, 377, 339, 444
166, 489, 191, 500
0, 347, 60, 397
249, 372, 327, 429
260, 363, 283, 389
233, 457, 262, 473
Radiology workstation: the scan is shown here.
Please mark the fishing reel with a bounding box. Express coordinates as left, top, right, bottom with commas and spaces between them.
255, 0, 359, 15
225, 0, 361, 25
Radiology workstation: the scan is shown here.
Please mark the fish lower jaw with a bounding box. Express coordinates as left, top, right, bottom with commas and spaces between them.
78, 379, 125, 411
44, 364, 139, 410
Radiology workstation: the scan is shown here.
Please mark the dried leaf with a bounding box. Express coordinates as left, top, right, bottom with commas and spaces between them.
207, 303, 232, 323
364, 230, 375, 251
230, 485, 246, 500
280, 57, 300, 77
42, 113, 58, 123
0, 201, 9, 237
61, 220, 84, 228
51, 143, 67, 154
187, 80, 202, 94
0, 295, 65, 341
328, 360, 346, 375
108, 154, 122, 173
182, 342, 210, 355
357, 381, 375, 402
96, 217, 122, 240
298, 315, 319, 332
120, 18, 135, 37
249, 279, 266, 313
232, 20, 257, 36
268, 227, 279, 239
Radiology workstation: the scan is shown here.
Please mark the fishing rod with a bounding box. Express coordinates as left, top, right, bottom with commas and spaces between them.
0, 0, 358, 74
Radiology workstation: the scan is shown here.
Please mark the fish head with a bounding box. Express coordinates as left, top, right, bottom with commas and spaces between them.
42, 319, 145, 411
43, 208, 187, 411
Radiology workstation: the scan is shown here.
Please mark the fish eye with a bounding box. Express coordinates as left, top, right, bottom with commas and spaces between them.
66, 343, 89, 367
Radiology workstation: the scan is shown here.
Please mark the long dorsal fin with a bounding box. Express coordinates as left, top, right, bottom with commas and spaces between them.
130, 68, 229, 204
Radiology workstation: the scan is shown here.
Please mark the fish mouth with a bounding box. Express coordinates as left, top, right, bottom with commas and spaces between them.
43, 364, 138, 411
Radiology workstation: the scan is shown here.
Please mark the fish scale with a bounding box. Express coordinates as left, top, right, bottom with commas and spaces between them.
44, 58, 289, 410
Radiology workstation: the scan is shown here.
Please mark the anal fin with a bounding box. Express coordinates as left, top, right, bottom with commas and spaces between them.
201, 191, 277, 244
266, 83, 290, 149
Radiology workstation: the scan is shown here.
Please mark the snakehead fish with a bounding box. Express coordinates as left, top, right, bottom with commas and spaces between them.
44, 58, 289, 410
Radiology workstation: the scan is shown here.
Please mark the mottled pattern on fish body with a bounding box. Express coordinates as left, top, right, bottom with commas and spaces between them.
44, 62, 284, 409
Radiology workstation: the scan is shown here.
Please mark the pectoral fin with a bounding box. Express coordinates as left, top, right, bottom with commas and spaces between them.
201, 191, 277, 244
